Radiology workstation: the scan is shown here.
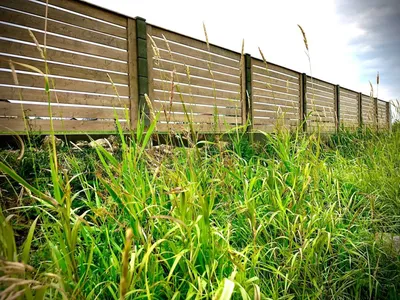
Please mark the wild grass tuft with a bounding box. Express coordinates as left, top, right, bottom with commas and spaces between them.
1, 121, 399, 299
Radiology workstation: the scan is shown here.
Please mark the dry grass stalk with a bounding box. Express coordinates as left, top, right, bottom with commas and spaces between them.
144, 94, 156, 123
120, 228, 133, 300
297, 24, 309, 51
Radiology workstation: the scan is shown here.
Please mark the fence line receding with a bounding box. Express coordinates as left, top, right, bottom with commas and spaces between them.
0, 0, 391, 135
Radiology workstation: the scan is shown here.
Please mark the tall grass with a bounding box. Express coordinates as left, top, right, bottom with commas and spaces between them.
1, 119, 399, 299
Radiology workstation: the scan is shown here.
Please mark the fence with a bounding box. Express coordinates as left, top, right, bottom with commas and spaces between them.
0, 0, 391, 135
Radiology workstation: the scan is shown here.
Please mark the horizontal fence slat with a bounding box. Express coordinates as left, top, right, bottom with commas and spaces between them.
0, 56, 128, 85
306, 97, 335, 108
151, 26, 241, 61
154, 80, 240, 100
2, 0, 127, 37
39, 0, 127, 27
252, 70, 299, 84
156, 49, 239, 77
0, 101, 127, 119
308, 115, 336, 122
153, 90, 240, 108
151, 36, 241, 69
0, 40, 128, 73
253, 96, 299, 107
0, 7, 128, 50
307, 77, 335, 90
308, 105, 335, 115
0, 118, 127, 134
153, 69, 240, 93
154, 101, 241, 117
254, 110, 298, 119
153, 60, 239, 84
155, 122, 237, 133
252, 76, 299, 90
252, 124, 281, 132
307, 83, 334, 94
0, 23, 127, 61
0, 86, 129, 107
253, 118, 298, 126
253, 84, 299, 96
306, 86, 334, 98
158, 113, 240, 124
252, 89, 299, 101
0, 71, 129, 96
253, 103, 299, 113
252, 59, 300, 78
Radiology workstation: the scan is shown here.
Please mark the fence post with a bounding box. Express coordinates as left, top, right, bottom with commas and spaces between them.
358, 92, 363, 128
136, 17, 150, 126
374, 97, 378, 130
127, 19, 138, 129
335, 85, 340, 132
386, 101, 391, 131
244, 53, 253, 132
300, 73, 307, 132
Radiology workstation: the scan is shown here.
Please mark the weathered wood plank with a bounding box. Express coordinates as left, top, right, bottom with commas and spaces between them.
0, 7, 127, 49
306, 86, 334, 98
0, 71, 129, 96
0, 55, 128, 84
253, 117, 298, 126
151, 26, 241, 61
0, 23, 128, 61
153, 80, 240, 100
252, 70, 299, 84
153, 69, 240, 93
253, 96, 299, 107
253, 103, 299, 113
254, 109, 298, 119
306, 77, 335, 90
252, 89, 299, 101
0, 40, 128, 73
155, 122, 235, 133
40, 0, 127, 27
152, 59, 240, 84
2, 0, 127, 37
151, 35, 241, 69
253, 83, 299, 96
306, 95, 335, 107
158, 113, 239, 124
252, 76, 299, 90
154, 101, 241, 116
0, 118, 128, 134
0, 86, 129, 107
252, 59, 300, 78
153, 90, 241, 108
156, 49, 239, 77
0, 101, 127, 119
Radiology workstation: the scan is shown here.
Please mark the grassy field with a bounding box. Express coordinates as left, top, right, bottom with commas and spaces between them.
0, 121, 399, 299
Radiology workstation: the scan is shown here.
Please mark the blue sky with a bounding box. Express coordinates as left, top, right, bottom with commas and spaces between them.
86, 0, 399, 118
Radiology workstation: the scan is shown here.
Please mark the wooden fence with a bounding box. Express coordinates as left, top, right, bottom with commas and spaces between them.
0, 0, 391, 135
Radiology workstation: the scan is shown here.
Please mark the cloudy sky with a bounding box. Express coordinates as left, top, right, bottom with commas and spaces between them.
85, 0, 399, 114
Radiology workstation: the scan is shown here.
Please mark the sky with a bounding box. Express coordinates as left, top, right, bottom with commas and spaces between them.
84, 0, 399, 119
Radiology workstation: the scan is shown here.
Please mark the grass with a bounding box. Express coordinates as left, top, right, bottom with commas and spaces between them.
0, 121, 399, 299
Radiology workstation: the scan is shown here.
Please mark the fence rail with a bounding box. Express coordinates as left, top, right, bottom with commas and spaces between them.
0, 0, 391, 135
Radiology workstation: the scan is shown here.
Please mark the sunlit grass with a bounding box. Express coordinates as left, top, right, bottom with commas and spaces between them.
1, 119, 399, 299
